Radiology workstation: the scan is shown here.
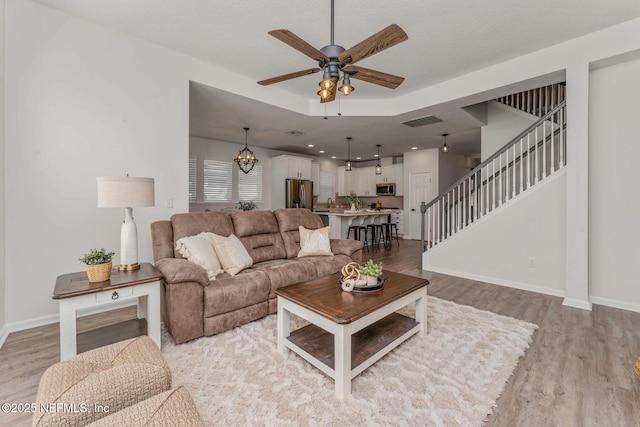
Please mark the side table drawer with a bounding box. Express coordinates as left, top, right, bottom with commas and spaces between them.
96, 287, 133, 303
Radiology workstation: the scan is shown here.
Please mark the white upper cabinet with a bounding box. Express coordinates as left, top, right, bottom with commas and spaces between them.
376, 165, 396, 184
357, 167, 376, 197
311, 163, 320, 196
273, 155, 312, 179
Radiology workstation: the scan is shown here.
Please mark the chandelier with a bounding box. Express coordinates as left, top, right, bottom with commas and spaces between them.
234, 127, 258, 174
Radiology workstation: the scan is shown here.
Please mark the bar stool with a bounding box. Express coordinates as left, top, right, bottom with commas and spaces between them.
347, 216, 368, 250
382, 221, 400, 247
367, 215, 385, 247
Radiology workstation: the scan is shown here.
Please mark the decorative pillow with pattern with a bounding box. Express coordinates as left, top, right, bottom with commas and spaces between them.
175, 233, 224, 280
210, 233, 253, 276
297, 226, 333, 257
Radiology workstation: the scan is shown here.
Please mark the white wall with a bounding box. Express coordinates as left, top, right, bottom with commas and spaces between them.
588, 57, 640, 312
425, 172, 567, 296
438, 152, 469, 194
481, 101, 539, 161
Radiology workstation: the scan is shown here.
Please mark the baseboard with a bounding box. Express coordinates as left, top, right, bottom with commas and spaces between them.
0, 324, 8, 349
590, 296, 640, 313
562, 297, 592, 311
0, 300, 137, 350
423, 265, 567, 299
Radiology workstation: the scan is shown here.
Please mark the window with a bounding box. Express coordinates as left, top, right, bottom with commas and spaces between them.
188, 157, 196, 203
203, 160, 232, 202
319, 171, 335, 201
238, 164, 263, 202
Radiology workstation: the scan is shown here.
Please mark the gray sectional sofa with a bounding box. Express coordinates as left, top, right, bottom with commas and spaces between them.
151, 208, 363, 344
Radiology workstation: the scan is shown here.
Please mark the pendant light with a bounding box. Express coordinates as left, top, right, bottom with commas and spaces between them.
375, 144, 382, 175
234, 127, 259, 174
345, 137, 352, 171
440, 133, 450, 154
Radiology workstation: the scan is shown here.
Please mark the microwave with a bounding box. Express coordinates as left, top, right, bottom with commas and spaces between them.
376, 183, 396, 196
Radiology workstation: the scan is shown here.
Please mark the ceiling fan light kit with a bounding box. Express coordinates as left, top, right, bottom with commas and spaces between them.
258, 0, 407, 103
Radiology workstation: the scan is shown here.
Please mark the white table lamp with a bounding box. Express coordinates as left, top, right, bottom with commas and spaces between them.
97, 175, 155, 271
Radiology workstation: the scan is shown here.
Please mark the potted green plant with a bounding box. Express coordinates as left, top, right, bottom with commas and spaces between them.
237, 200, 257, 211
359, 259, 383, 286
346, 192, 360, 211
80, 248, 115, 282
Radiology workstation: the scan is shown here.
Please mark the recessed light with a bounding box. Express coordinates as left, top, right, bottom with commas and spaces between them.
319, 150, 325, 153
331, 156, 336, 159
411, 147, 418, 150
374, 154, 379, 157
356, 157, 361, 160
308, 144, 314, 148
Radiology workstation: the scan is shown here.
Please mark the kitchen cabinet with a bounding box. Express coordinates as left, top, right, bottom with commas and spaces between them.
272, 155, 312, 179
376, 165, 396, 184
271, 155, 313, 209
311, 163, 320, 196
337, 166, 358, 196
390, 210, 404, 236
357, 166, 376, 196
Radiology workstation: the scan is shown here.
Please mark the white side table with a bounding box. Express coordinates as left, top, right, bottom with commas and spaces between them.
53, 262, 162, 361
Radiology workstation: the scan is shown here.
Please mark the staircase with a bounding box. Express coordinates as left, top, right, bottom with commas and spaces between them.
494, 83, 565, 117
421, 100, 566, 251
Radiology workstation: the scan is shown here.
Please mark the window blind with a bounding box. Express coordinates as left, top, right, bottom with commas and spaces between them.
238, 164, 263, 202
319, 171, 335, 201
188, 157, 197, 203
203, 160, 232, 202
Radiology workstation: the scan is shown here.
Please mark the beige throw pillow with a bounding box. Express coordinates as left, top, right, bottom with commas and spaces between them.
297, 226, 333, 257
210, 233, 253, 276
175, 233, 224, 280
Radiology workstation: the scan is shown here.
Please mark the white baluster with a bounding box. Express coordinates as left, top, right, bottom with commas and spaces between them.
499, 153, 503, 206
492, 159, 496, 210
512, 144, 516, 198
520, 138, 524, 194
551, 112, 556, 174
542, 119, 547, 179
534, 127, 539, 184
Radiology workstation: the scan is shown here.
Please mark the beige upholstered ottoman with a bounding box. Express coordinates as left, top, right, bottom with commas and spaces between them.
87, 387, 204, 426
33, 336, 171, 427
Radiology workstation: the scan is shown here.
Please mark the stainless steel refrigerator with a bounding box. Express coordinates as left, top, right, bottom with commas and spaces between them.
285, 179, 313, 209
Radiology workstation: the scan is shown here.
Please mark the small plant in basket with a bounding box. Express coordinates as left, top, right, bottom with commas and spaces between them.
80, 248, 115, 282
359, 259, 383, 286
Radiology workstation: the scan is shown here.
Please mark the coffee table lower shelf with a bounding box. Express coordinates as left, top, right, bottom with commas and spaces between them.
287, 312, 418, 370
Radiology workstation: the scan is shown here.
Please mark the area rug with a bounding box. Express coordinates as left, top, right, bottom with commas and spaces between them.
161, 296, 537, 426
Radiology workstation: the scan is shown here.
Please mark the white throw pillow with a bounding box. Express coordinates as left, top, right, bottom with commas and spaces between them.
297, 226, 333, 257
175, 232, 224, 280
210, 233, 253, 276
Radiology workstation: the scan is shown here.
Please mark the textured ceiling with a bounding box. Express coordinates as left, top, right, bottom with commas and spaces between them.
34, 0, 640, 159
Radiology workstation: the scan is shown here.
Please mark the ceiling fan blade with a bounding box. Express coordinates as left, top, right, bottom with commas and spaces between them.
345, 65, 405, 89
320, 90, 336, 103
258, 68, 322, 86
268, 29, 329, 62
339, 24, 408, 64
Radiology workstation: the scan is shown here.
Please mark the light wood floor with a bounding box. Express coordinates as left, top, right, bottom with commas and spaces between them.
1, 239, 639, 426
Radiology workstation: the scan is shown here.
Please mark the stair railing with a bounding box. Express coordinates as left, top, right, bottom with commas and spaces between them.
423, 101, 566, 251
495, 83, 565, 117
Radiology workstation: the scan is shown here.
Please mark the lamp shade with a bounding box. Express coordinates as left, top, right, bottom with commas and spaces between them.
97, 176, 155, 208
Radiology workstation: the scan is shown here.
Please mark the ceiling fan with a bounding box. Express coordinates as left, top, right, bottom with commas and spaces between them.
257, 0, 408, 103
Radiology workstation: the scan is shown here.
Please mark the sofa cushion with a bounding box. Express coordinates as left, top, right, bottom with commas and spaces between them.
203, 269, 271, 317
251, 259, 318, 299
210, 233, 253, 276
171, 212, 234, 258
230, 211, 287, 263
175, 233, 224, 280
297, 254, 354, 278
298, 225, 333, 257
273, 208, 325, 259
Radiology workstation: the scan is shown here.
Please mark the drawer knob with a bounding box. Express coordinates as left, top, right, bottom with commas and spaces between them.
111, 291, 119, 300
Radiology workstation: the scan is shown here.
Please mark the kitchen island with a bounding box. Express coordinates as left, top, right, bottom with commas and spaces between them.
319, 210, 393, 239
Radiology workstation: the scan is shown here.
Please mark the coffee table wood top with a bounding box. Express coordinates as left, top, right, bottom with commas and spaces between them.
276, 270, 428, 324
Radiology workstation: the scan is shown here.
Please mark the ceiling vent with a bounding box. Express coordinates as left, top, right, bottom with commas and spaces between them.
285, 130, 304, 136
402, 115, 442, 127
